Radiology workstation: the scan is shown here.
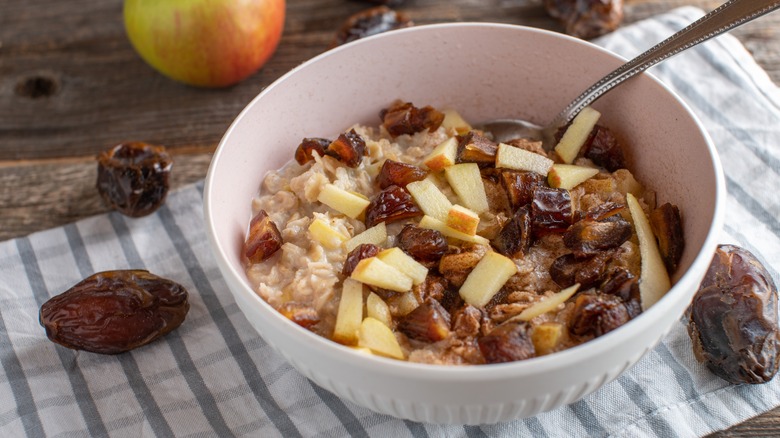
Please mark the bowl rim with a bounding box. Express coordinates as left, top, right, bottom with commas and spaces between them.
204, 21, 727, 380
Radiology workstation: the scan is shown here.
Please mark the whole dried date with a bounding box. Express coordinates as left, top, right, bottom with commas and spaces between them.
688, 245, 780, 384
331, 6, 413, 48
39, 270, 189, 354
545, 0, 624, 40
96, 141, 172, 217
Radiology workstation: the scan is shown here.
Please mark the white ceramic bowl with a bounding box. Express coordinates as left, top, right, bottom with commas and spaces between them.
204, 23, 725, 424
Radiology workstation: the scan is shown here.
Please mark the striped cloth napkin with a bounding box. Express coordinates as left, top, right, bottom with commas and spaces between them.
2, 6, 779, 437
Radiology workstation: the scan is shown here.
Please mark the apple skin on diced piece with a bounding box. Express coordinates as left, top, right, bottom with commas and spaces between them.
332, 278, 364, 345
358, 317, 405, 360
444, 163, 490, 214
350, 256, 414, 292
308, 217, 349, 249
423, 137, 459, 172
317, 183, 370, 219
626, 193, 672, 310
495, 143, 554, 176
376, 247, 428, 285
458, 251, 518, 308
446, 204, 480, 236
406, 178, 453, 221
554, 106, 601, 164
419, 215, 490, 245
345, 222, 387, 252
547, 164, 600, 190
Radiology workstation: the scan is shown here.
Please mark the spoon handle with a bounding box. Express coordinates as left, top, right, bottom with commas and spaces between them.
552, 0, 780, 129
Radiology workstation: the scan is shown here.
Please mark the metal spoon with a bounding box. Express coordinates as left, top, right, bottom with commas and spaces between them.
479, 0, 780, 150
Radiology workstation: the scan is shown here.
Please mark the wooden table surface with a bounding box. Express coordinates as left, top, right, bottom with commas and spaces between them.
2, 0, 779, 435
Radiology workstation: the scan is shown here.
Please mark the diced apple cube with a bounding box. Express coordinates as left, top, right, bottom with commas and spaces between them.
515, 284, 580, 321
423, 137, 459, 171
377, 247, 428, 285
332, 279, 364, 345
317, 183, 371, 219
358, 317, 405, 360
387, 291, 420, 317
444, 163, 489, 214
308, 218, 348, 249
554, 106, 601, 164
419, 215, 490, 245
350, 257, 413, 292
627, 193, 671, 310
441, 109, 472, 135
446, 204, 480, 235
496, 143, 554, 176
458, 251, 517, 307
345, 222, 387, 252
366, 292, 392, 327
406, 179, 453, 221
547, 164, 600, 190
531, 322, 567, 356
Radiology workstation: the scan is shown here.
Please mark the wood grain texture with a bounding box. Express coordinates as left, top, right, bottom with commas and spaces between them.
1, 0, 779, 435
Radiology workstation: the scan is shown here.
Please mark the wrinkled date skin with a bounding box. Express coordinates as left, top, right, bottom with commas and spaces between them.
688, 245, 780, 384
39, 270, 189, 355
545, 0, 624, 39
96, 142, 172, 217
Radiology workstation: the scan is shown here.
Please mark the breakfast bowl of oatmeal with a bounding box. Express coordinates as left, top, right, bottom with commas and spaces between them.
203, 23, 725, 424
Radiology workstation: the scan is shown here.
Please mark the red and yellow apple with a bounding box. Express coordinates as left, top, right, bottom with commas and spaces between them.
124, 0, 285, 87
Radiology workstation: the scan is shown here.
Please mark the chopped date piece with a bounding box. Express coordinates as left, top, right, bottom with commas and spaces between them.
563, 216, 631, 258
295, 138, 330, 165
569, 293, 630, 337
545, 0, 624, 40
549, 251, 612, 289
531, 186, 573, 236
96, 141, 172, 217
584, 201, 625, 221
649, 203, 684, 273
380, 101, 444, 138
39, 270, 189, 355
326, 129, 365, 167
439, 245, 488, 288
600, 268, 642, 318
452, 305, 483, 338
481, 173, 512, 215
398, 299, 452, 342
364, 185, 422, 227
244, 210, 283, 263
396, 224, 448, 263
501, 170, 544, 210
332, 6, 413, 48
457, 131, 499, 166
377, 159, 428, 189
412, 274, 448, 303
583, 125, 626, 171
278, 302, 320, 329
342, 243, 381, 276
493, 205, 532, 257
688, 245, 780, 384
478, 321, 536, 363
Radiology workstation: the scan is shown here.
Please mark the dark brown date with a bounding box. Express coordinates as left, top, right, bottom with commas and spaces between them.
563, 216, 631, 258
396, 224, 448, 264
244, 210, 283, 263
278, 302, 320, 329
365, 185, 422, 227
569, 293, 630, 337
457, 131, 498, 166
376, 159, 428, 189
342, 243, 381, 277
650, 203, 684, 273
478, 321, 536, 363
332, 6, 413, 48
39, 270, 189, 354
398, 299, 451, 343
326, 129, 366, 167
96, 141, 172, 217
545, 0, 624, 40
583, 125, 626, 171
501, 170, 544, 210
493, 205, 532, 257
380, 100, 444, 138
549, 251, 612, 289
295, 138, 330, 165
688, 244, 780, 384
531, 186, 573, 235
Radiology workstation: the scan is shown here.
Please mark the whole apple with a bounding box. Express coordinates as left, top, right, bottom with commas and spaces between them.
124, 0, 285, 87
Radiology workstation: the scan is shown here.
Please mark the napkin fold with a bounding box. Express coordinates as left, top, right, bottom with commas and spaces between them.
2, 7, 779, 437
